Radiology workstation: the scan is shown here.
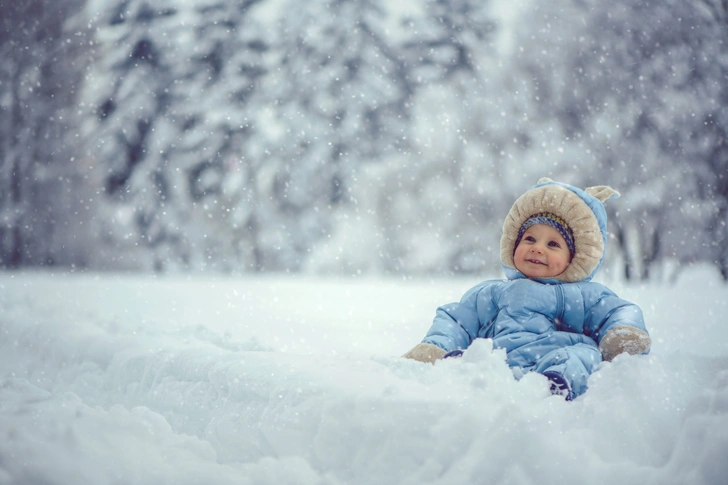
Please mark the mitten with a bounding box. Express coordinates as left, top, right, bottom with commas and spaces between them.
402, 343, 446, 364
599, 326, 651, 362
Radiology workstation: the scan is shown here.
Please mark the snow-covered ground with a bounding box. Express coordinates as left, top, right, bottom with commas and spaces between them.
1, 267, 727, 485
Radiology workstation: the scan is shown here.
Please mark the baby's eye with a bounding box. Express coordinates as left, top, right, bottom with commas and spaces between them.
548, 241, 561, 248
525, 236, 536, 242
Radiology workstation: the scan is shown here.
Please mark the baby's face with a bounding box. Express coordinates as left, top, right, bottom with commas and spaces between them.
514, 224, 571, 279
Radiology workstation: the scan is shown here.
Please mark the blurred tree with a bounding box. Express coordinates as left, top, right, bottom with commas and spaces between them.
86, 0, 274, 271
367, 0, 502, 274
0, 0, 92, 268
87, 0, 418, 272
12, 0, 723, 280
514, 0, 728, 281
259, 0, 415, 271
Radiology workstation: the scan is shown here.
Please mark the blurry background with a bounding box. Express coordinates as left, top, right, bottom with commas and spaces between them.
1, 0, 726, 281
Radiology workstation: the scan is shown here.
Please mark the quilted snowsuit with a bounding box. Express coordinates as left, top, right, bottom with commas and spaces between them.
420, 181, 648, 399
422, 276, 646, 398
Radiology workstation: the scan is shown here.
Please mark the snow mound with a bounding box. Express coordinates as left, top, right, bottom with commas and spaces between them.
1, 271, 727, 484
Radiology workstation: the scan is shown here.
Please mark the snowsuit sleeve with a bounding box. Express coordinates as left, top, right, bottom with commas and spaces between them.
421, 281, 500, 352
583, 283, 648, 346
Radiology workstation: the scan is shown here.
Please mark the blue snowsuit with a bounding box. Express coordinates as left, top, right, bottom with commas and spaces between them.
422, 187, 648, 399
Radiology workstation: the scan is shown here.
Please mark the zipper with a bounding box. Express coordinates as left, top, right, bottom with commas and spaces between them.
555, 284, 566, 327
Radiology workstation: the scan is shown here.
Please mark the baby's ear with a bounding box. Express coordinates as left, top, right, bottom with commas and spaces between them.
585, 185, 620, 202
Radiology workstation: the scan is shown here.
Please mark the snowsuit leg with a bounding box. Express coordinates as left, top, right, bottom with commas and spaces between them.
532, 343, 602, 399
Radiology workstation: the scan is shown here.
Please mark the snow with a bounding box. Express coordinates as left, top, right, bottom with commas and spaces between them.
1, 267, 727, 485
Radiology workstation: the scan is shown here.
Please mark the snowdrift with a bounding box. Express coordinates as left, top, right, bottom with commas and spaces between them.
1, 269, 727, 484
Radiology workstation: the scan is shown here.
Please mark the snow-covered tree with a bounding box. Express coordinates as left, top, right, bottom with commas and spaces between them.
255, 0, 416, 272
356, 0, 504, 275
38, 0, 725, 280
87, 0, 418, 272
511, 0, 728, 280
0, 0, 93, 268
86, 0, 279, 271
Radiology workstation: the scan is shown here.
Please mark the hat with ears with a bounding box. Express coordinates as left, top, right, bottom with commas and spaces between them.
500, 177, 620, 283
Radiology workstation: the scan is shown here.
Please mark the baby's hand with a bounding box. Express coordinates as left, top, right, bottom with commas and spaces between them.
599, 326, 652, 362
402, 343, 447, 364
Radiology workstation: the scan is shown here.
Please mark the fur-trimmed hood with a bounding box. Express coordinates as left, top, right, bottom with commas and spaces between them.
500, 178, 619, 283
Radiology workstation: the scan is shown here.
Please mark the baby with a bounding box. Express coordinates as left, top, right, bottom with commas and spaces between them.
403, 178, 651, 399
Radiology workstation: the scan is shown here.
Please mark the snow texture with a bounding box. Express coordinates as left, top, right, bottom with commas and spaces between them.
1, 267, 727, 485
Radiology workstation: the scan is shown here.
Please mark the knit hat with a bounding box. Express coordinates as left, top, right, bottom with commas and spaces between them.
514, 212, 576, 260
500, 177, 620, 283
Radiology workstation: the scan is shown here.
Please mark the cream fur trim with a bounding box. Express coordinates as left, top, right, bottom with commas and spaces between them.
500, 178, 616, 282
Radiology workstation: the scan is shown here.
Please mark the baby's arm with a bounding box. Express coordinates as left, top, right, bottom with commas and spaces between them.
584, 285, 651, 361
403, 281, 499, 363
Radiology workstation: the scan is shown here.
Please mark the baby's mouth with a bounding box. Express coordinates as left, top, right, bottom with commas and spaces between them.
526, 259, 546, 266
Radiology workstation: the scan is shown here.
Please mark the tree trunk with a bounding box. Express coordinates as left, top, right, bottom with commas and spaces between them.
615, 224, 633, 281
8, 60, 24, 268
640, 229, 660, 281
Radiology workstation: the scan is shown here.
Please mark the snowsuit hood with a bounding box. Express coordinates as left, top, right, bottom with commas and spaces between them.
500, 177, 620, 283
